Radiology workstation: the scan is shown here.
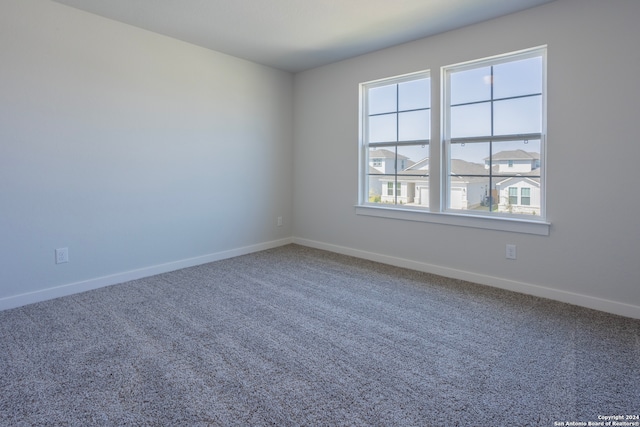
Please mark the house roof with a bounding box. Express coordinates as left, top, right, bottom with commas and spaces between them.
370, 149, 409, 160
374, 156, 540, 184
405, 157, 429, 171
495, 176, 540, 186
486, 150, 540, 161
450, 159, 487, 176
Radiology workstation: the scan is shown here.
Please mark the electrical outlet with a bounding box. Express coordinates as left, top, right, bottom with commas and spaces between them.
506, 244, 517, 260
277, 216, 283, 227
55, 247, 69, 264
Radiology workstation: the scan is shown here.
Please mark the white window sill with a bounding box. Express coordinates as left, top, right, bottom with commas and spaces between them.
355, 205, 550, 236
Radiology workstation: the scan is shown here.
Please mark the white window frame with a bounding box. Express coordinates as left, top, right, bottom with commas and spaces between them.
356, 46, 549, 236
359, 70, 431, 209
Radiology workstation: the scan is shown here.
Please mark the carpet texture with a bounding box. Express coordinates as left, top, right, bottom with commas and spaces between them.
1, 244, 638, 426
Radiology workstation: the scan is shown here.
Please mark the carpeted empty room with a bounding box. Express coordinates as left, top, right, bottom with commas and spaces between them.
3, 0, 640, 425
1, 245, 638, 426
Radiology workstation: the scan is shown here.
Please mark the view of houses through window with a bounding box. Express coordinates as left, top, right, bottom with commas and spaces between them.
364, 72, 431, 206
362, 47, 545, 219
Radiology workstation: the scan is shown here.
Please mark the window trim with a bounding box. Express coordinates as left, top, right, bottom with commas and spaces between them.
355, 204, 550, 235
357, 46, 549, 236
442, 46, 547, 221
359, 69, 431, 208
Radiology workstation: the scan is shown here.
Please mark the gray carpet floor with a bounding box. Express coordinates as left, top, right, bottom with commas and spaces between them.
1, 244, 638, 426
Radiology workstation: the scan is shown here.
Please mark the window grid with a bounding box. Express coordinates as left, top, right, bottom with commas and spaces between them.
362, 72, 430, 208
444, 47, 545, 218
358, 47, 546, 226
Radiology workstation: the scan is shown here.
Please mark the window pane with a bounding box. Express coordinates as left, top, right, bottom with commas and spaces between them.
398, 110, 429, 141
450, 66, 491, 105
493, 57, 542, 99
369, 114, 397, 143
368, 84, 397, 115
497, 181, 539, 215
368, 146, 396, 174
361, 71, 432, 211
491, 138, 541, 215
449, 177, 492, 211
367, 175, 387, 204
397, 145, 429, 173
450, 103, 491, 138
366, 144, 429, 207
493, 96, 542, 135
378, 177, 396, 203
450, 141, 490, 172
490, 139, 541, 175
399, 78, 430, 111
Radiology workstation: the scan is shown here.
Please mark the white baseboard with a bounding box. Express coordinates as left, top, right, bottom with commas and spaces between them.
0, 238, 293, 312
4, 236, 638, 320
293, 237, 640, 320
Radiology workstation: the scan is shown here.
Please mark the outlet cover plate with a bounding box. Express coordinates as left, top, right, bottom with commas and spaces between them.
55, 247, 69, 264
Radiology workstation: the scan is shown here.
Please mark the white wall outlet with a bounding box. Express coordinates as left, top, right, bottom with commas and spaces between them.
277, 216, 283, 227
506, 244, 517, 260
55, 247, 69, 264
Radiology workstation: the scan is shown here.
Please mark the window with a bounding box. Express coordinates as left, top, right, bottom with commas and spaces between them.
443, 47, 545, 218
358, 47, 548, 235
521, 188, 531, 206
361, 71, 430, 208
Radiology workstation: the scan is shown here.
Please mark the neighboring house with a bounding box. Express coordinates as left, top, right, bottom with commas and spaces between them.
368, 149, 541, 215
369, 149, 412, 203
495, 176, 541, 215
487, 150, 541, 215
369, 149, 410, 174
485, 149, 540, 173
449, 159, 491, 211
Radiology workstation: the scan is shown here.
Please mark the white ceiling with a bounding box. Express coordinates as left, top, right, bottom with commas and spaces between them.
52, 0, 555, 73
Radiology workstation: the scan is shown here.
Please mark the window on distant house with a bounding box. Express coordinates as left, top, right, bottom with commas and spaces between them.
443, 47, 545, 218
360, 71, 430, 207
521, 187, 531, 206
358, 47, 547, 235
386, 181, 402, 198
509, 187, 518, 205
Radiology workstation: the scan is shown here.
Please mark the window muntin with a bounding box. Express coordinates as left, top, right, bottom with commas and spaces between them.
361, 71, 431, 208
443, 47, 545, 219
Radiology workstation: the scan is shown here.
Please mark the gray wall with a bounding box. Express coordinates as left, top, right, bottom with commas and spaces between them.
292, 0, 640, 317
2, 0, 639, 318
0, 0, 293, 307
